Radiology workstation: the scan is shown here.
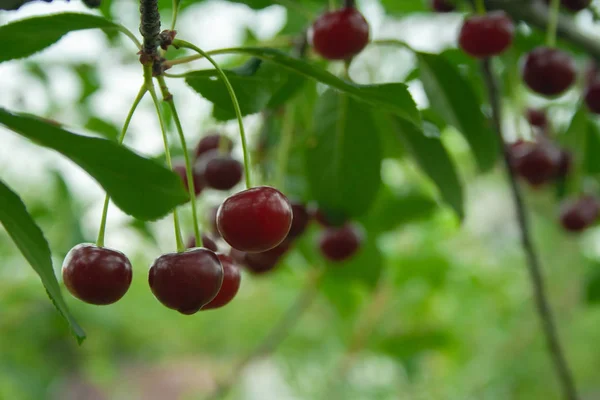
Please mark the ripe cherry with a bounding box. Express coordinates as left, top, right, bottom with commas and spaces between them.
202, 254, 241, 310
522, 47, 576, 96
217, 186, 292, 252
194, 150, 243, 191
186, 234, 218, 252
173, 162, 203, 196
458, 11, 514, 58
319, 223, 363, 262
584, 80, 600, 114
311, 7, 370, 60
432, 0, 455, 12
195, 133, 233, 158
62, 244, 132, 305
288, 202, 311, 239
243, 239, 291, 275
148, 248, 223, 314
526, 108, 548, 129
512, 141, 562, 186
559, 196, 600, 232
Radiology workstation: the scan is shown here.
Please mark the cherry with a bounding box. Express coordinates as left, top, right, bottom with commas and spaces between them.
229, 248, 247, 266
208, 206, 220, 236
173, 162, 203, 196
584, 80, 600, 114
244, 240, 291, 275
148, 248, 223, 314
186, 233, 218, 252
202, 254, 241, 310
512, 141, 562, 186
288, 202, 311, 239
525, 108, 548, 129
194, 150, 243, 191
555, 150, 572, 179
318, 223, 363, 262
62, 244, 132, 305
458, 11, 514, 58
217, 186, 293, 252
195, 133, 233, 158
431, 0, 455, 12
559, 195, 600, 232
521, 47, 576, 96
545, 0, 591, 12
311, 7, 370, 60
585, 61, 599, 85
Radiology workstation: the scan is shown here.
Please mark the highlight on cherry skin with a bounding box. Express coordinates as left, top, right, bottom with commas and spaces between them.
216, 186, 293, 253
148, 248, 224, 315
62, 243, 133, 305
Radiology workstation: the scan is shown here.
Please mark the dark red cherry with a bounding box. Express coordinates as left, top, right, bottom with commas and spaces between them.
522, 47, 576, 96
526, 108, 548, 128
458, 11, 514, 58
62, 244, 132, 305
195, 133, 233, 158
559, 195, 600, 232
148, 248, 223, 314
195, 150, 243, 191
244, 240, 291, 275
288, 202, 311, 239
202, 254, 241, 310
217, 186, 293, 252
318, 223, 363, 262
555, 150, 572, 179
311, 7, 370, 60
173, 162, 203, 196
229, 248, 247, 266
432, 0, 455, 12
585, 80, 600, 114
512, 141, 562, 186
186, 233, 218, 252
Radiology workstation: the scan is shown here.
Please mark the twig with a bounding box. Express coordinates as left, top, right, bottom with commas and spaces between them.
139, 0, 161, 58
206, 268, 324, 400
480, 59, 579, 400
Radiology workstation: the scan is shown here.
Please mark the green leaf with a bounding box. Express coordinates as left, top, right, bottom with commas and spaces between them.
0, 13, 120, 63
0, 179, 86, 344
380, 0, 428, 14
85, 116, 120, 140
417, 52, 499, 171
362, 185, 438, 233
305, 90, 382, 218
0, 108, 189, 220
586, 266, 600, 304
185, 58, 305, 121
377, 329, 453, 361
210, 47, 421, 126
393, 117, 464, 219
323, 236, 383, 289
585, 121, 600, 174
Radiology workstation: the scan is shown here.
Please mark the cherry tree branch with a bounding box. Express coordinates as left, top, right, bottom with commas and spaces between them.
480, 59, 579, 400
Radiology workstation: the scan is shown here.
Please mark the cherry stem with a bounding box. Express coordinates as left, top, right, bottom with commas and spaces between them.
116, 24, 142, 50
96, 84, 147, 248
172, 39, 252, 189
275, 103, 296, 189
328, 0, 336, 11
474, 0, 486, 14
207, 268, 325, 400
170, 0, 179, 30
156, 75, 203, 248
343, 0, 355, 8
481, 59, 580, 400
547, 0, 561, 47
144, 64, 185, 252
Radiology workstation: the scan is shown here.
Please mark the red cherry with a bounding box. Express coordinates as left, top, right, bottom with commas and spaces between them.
525, 108, 548, 128
186, 233, 218, 252
431, 0, 455, 12
217, 186, 293, 252
244, 240, 291, 275
585, 80, 600, 114
522, 47, 576, 96
148, 248, 223, 314
311, 7, 370, 60
229, 248, 247, 266
194, 150, 243, 191
173, 162, 203, 196
288, 202, 311, 239
195, 133, 233, 158
202, 254, 241, 310
318, 223, 363, 262
458, 11, 514, 58
559, 196, 600, 232
512, 141, 562, 186
62, 244, 132, 305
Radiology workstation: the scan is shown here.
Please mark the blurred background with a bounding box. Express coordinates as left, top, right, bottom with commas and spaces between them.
2, 0, 600, 399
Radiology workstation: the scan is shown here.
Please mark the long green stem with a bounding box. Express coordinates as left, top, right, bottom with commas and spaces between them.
172, 39, 252, 188
156, 75, 203, 248
474, 0, 486, 14
547, 0, 561, 47
144, 64, 185, 252
170, 0, 179, 30
275, 103, 296, 189
96, 84, 147, 247
117, 24, 142, 49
